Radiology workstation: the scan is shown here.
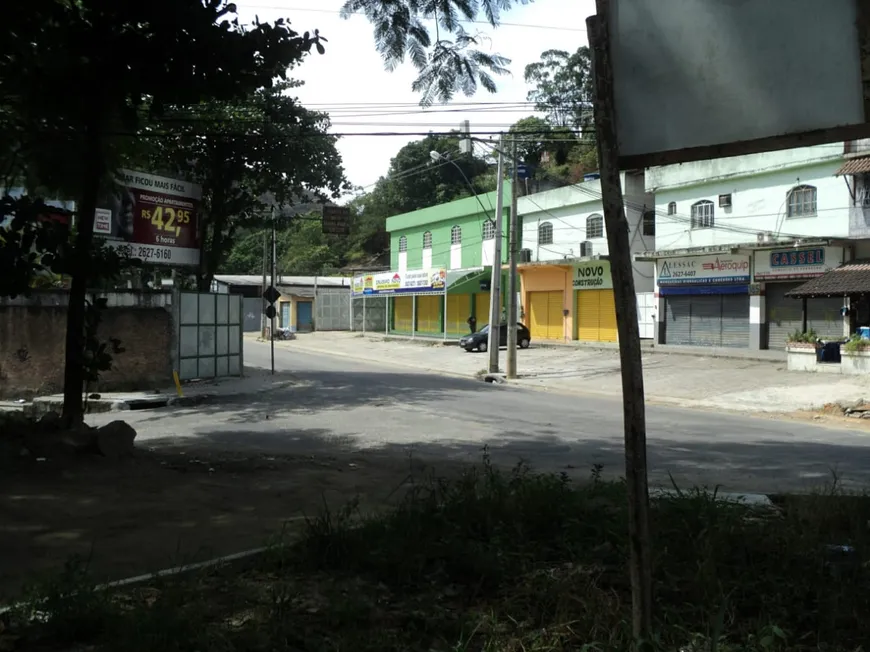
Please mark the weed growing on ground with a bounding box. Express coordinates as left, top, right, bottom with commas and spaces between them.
7, 456, 870, 651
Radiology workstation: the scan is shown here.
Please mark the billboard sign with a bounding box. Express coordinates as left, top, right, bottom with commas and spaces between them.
657, 254, 750, 286
605, 0, 870, 168
94, 169, 202, 266
352, 268, 447, 295
322, 205, 351, 236
754, 246, 843, 281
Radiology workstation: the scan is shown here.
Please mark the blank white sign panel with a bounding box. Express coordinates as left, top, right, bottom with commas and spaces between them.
609, 0, 865, 159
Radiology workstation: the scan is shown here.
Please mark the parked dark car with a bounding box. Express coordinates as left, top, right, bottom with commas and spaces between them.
459, 323, 531, 353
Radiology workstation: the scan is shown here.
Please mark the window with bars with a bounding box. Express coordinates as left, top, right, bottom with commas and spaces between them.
450, 225, 461, 244
422, 231, 432, 249
482, 219, 496, 240
586, 213, 604, 239
667, 201, 677, 215
690, 200, 715, 229
398, 236, 407, 252
642, 210, 655, 236
538, 221, 553, 245
786, 185, 817, 218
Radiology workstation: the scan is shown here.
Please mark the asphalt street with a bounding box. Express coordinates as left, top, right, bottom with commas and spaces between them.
89, 340, 870, 493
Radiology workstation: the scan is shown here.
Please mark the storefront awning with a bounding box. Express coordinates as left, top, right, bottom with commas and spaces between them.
785, 260, 870, 298
446, 267, 490, 295
837, 156, 870, 176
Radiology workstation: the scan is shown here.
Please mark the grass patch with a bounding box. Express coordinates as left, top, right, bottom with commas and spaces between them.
5, 456, 870, 651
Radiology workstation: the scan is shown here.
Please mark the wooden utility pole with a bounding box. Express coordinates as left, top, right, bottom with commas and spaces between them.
587, 1, 653, 644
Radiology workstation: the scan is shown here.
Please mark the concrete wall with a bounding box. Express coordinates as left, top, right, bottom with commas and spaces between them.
646, 145, 847, 249
0, 291, 173, 398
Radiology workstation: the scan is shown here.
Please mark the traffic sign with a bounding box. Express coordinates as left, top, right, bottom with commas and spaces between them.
262, 285, 280, 304
265, 304, 277, 320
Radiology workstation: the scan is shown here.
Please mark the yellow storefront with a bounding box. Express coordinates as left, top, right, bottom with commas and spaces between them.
574, 260, 617, 342
519, 264, 572, 341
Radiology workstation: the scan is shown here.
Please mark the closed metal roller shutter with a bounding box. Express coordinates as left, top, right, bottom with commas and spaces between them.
530, 291, 563, 340
598, 290, 618, 342
688, 296, 723, 347
546, 290, 564, 339
475, 292, 490, 325
393, 297, 413, 333
576, 291, 599, 341
416, 295, 441, 334
446, 294, 469, 336
576, 290, 618, 342
808, 297, 845, 340
665, 294, 749, 347
529, 292, 548, 340
665, 296, 693, 345
720, 294, 749, 348
766, 282, 803, 350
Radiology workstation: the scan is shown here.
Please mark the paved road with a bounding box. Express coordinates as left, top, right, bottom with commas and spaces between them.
90, 341, 870, 493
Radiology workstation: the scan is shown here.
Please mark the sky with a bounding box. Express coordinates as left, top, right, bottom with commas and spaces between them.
235, 0, 595, 191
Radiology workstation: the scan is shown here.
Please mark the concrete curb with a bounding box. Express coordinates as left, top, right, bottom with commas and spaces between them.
26, 380, 298, 417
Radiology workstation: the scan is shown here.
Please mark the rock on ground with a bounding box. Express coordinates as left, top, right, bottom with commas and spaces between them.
95, 420, 137, 459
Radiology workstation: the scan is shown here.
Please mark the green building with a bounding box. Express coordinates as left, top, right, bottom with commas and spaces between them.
354, 184, 517, 338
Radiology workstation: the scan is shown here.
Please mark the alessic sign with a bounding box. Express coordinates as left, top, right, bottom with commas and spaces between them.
94, 169, 202, 267
754, 246, 840, 280
657, 254, 750, 286
573, 260, 613, 289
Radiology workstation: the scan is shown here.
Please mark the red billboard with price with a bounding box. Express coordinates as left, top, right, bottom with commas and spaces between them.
94, 169, 202, 266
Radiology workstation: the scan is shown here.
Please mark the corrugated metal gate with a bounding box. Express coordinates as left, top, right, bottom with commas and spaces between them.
176, 291, 243, 380
665, 294, 749, 348
315, 287, 351, 331
766, 282, 844, 349
446, 294, 468, 336
393, 296, 413, 332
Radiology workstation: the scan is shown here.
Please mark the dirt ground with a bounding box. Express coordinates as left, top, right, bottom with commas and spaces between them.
0, 442, 464, 602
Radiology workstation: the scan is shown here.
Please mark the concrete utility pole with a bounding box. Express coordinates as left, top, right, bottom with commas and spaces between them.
506, 137, 520, 379
270, 205, 277, 374
487, 134, 506, 373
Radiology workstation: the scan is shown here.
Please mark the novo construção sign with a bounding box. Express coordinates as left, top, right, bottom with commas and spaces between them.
352, 268, 447, 295
94, 169, 202, 266
657, 254, 750, 286
573, 260, 613, 289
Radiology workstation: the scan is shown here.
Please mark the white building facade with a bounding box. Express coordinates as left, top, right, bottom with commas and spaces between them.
641, 143, 870, 351
515, 171, 657, 342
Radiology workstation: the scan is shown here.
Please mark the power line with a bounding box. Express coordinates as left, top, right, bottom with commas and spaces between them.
234, 2, 587, 32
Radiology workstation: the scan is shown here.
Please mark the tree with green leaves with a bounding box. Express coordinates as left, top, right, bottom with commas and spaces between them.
1, 0, 326, 425
524, 47, 594, 131
148, 82, 347, 290
341, 0, 517, 105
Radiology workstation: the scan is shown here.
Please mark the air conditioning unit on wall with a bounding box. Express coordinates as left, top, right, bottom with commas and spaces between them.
718, 193, 732, 208
579, 241, 593, 257
519, 248, 532, 263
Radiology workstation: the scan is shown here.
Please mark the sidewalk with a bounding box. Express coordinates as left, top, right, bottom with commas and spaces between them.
271, 332, 870, 414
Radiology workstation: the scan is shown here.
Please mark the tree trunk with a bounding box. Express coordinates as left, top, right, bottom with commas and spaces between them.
62, 125, 104, 427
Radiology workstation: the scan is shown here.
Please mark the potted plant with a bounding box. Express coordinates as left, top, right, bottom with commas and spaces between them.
840, 334, 870, 374
786, 328, 821, 372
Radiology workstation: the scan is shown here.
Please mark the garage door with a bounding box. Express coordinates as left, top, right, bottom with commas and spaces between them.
475, 292, 491, 326
416, 294, 441, 334
529, 291, 564, 340
665, 293, 749, 348
766, 282, 843, 349
446, 294, 469, 336
393, 296, 413, 333
576, 289, 618, 342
